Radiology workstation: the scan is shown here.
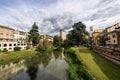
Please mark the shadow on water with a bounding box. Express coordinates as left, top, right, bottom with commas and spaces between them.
79, 47, 120, 80
0, 51, 69, 80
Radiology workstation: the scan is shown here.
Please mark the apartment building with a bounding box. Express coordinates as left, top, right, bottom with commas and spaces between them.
40, 35, 53, 43
116, 27, 120, 47
105, 23, 120, 47
0, 25, 28, 51
92, 29, 104, 46
60, 30, 66, 41
14, 30, 28, 50
0, 25, 15, 51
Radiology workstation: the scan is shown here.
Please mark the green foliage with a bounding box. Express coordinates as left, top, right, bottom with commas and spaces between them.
98, 34, 108, 46
67, 22, 88, 45
36, 38, 53, 53
28, 22, 40, 46
26, 46, 30, 50
0, 50, 38, 64
2, 48, 8, 52
65, 48, 93, 80
62, 39, 71, 48
75, 46, 120, 80
14, 47, 21, 51
53, 35, 62, 47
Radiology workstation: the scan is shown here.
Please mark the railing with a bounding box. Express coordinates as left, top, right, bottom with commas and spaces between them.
92, 46, 120, 61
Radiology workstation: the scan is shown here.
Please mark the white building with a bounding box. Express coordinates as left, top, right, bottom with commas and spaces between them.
0, 25, 28, 51
14, 30, 28, 50
60, 30, 66, 41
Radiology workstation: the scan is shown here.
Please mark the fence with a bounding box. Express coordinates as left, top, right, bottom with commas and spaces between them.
92, 46, 120, 61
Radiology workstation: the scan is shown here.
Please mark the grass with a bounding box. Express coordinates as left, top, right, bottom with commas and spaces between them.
65, 48, 93, 80
0, 49, 38, 65
72, 46, 120, 80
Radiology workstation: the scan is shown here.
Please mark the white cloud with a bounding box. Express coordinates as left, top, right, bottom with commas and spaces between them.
0, 0, 120, 35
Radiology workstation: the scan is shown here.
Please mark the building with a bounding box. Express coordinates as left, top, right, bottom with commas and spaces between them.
60, 30, 66, 41
105, 23, 120, 47
92, 29, 104, 46
0, 25, 15, 51
116, 27, 120, 47
0, 25, 28, 51
14, 30, 28, 49
89, 26, 93, 37
40, 35, 53, 43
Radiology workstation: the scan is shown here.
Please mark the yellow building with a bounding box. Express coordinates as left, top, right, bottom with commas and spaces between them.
105, 23, 120, 47
40, 35, 53, 43
92, 29, 104, 46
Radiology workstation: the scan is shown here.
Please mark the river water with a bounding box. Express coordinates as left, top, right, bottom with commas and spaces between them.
0, 51, 69, 80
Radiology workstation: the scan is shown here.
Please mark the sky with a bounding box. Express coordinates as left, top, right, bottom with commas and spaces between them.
0, 0, 120, 35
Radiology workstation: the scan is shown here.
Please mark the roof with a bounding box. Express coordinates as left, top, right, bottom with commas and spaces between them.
0, 25, 14, 30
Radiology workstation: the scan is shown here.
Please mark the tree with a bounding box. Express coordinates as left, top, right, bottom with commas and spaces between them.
67, 22, 88, 45
36, 38, 52, 52
28, 22, 40, 47
53, 35, 62, 47
98, 34, 108, 46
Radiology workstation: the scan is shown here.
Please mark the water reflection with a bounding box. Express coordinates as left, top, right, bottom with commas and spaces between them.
0, 60, 25, 80
0, 51, 68, 80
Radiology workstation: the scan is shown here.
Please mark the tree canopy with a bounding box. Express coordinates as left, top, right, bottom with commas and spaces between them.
28, 22, 40, 46
53, 35, 62, 47
67, 22, 88, 45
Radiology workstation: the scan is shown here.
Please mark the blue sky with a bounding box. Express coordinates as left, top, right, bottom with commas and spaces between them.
0, 0, 120, 35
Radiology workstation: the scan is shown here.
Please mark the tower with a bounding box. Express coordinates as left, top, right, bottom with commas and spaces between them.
90, 26, 93, 37
60, 30, 66, 41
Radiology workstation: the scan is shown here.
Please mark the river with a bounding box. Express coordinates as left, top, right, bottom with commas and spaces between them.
0, 51, 69, 80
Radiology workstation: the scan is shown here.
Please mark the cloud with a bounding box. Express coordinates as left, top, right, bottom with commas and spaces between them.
0, 0, 120, 35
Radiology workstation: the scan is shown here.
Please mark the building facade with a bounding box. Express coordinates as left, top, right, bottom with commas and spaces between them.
105, 23, 120, 47
60, 30, 66, 41
0, 25, 28, 51
14, 30, 28, 50
92, 29, 104, 46
40, 35, 53, 43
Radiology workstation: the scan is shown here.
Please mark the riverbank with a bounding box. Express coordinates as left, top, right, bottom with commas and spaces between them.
73, 46, 120, 80
65, 48, 93, 80
0, 49, 38, 65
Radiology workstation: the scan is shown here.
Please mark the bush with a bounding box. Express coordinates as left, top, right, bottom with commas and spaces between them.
14, 47, 21, 51
36, 38, 53, 53
65, 48, 93, 80
2, 48, 8, 52
26, 46, 30, 50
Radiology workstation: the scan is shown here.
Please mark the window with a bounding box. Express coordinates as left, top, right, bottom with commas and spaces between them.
4, 44, 7, 47
9, 48, 12, 50
14, 44, 16, 46
113, 34, 116, 38
3, 48, 7, 51
114, 40, 116, 43
0, 44, 1, 47
9, 44, 12, 46
6, 39, 8, 41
